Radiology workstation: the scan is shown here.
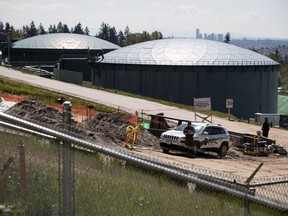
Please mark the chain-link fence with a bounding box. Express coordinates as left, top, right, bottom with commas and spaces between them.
0, 110, 287, 216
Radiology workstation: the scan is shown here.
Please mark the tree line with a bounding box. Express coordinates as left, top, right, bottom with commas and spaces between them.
0, 21, 163, 47
250, 46, 288, 89
268, 49, 288, 89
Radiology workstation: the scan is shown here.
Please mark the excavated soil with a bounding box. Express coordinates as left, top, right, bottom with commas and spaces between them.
5, 99, 159, 149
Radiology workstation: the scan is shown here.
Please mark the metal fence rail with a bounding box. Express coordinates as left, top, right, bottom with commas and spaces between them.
0, 111, 287, 215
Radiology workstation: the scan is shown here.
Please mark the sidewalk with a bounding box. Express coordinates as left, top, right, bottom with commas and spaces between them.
0, 66, 287, 147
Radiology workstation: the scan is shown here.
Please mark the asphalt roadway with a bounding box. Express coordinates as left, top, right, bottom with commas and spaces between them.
0, 66, 287, 148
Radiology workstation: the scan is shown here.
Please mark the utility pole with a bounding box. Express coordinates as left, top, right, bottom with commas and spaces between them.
0, 29, 11, 66
7, 29, 11, 66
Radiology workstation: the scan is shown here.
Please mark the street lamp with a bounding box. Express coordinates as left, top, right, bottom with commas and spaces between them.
0, 29, 11, 66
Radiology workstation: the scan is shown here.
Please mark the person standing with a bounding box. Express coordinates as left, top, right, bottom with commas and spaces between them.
183, 121, 196, 155
261, 117, 270, 138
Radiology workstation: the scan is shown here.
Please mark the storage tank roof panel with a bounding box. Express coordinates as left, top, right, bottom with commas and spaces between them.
102, 38, 278, 66
12, 33, 120, 50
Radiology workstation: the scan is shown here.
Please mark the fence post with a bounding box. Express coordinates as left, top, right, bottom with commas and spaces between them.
0, 175, 4, 204
62, 101, 74, 216
18, 139, 27, 199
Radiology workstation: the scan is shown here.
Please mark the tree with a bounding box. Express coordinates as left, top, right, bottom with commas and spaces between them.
38, 23, 46, 35
140, 31, 150, 42
22, 25, 29, 38
151, 31, 163, 40
57, 22, 64, 33
72, 23, 84, 34
48, 24, 57, 33
5, 22, 11, 32
123, 30, 163, 46
268, 48, 282, 63
117, 30, 125, 47
109, 26, 118, 44
0, 22, 4, 32
250, 47, 258, 53
97, 22, 109, 40
224, 32, 230, 43
28, 21, 38, 37
124, 26, 130, 39
63, 24, 70, 33
84, 26, 89, 35
279, 54, 288, 89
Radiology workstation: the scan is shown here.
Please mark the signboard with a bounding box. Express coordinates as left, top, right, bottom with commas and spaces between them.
226, 99, 233, 108
194, 97, 211, 111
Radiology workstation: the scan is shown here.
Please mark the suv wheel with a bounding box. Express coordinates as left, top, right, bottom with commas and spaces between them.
162, 148, 170, 154
218, 143, 228, 157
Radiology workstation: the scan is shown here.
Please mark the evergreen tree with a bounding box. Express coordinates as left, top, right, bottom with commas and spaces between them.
84, 26, 89, 35
0, 22, 4, 32
97, 22, 109, 40
73, 22, 84, 34
38, 23, 46, 35
57, 21, 64, 33
22, 25, 29, 38
224, 32, 231, 43
5, 22, 11, 32
124, 26, 130, 39
63, 24, 70, 33
109, 26, 118, 44
118, 30, 125, 47
48, 24, 57, 33
28, 21, 38, 37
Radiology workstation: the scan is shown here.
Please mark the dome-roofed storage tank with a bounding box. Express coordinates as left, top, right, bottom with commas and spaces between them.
96, 38, 279, 119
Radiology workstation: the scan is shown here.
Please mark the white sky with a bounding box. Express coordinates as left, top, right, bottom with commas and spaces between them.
0, 0, 287, 39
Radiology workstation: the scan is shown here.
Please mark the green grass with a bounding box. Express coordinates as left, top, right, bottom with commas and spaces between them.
0, 131, 285, 216
0, 77, 117, 113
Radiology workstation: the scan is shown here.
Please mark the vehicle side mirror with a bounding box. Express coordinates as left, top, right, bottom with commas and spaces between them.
203, 131, 209, 135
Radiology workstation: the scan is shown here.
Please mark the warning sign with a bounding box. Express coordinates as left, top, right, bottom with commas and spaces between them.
194, 97, 211, 111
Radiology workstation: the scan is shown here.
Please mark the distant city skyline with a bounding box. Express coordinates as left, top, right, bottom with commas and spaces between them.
0, 0, 288, 39
195, 28, 224, 41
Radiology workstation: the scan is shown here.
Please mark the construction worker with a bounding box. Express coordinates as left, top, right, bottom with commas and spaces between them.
261, 117, 271, 138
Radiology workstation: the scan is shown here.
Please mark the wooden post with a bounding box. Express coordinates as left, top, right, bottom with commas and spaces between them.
0, 175, 4, 204
19, 140, 27, 198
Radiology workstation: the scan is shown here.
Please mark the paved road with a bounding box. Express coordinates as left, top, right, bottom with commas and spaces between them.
0, 66, 287, 148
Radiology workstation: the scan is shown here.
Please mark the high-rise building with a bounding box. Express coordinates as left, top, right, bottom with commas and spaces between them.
217, 34, 224, 41
196, 29, 200, 39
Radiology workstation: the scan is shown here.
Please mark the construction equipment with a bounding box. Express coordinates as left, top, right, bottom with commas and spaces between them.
243, 131, 269, 156
124, 124, 144, 149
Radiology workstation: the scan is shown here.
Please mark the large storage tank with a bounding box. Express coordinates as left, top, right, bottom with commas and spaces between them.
95, 38, 279, 119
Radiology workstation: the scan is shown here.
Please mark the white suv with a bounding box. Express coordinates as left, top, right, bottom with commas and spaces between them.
159, 122, 230, 157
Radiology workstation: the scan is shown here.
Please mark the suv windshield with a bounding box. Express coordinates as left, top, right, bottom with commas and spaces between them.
175, 123, 204, 133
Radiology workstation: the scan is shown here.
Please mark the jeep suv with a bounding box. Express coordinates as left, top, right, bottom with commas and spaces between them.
159, 122, 230, 157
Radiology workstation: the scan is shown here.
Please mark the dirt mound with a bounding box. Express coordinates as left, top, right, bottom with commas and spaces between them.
5, 99, 64, 126
5, 99, 159, 149
80, 113, 159, 148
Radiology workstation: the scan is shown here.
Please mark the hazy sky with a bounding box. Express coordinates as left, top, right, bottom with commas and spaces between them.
1, 0, 287, 39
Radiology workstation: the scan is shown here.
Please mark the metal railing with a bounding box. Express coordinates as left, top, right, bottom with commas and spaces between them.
101, 58, 279, 66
